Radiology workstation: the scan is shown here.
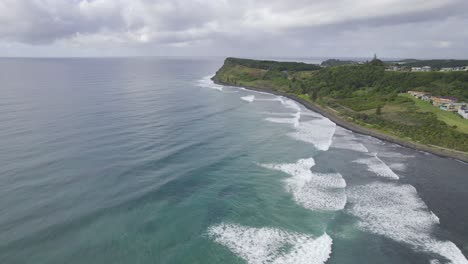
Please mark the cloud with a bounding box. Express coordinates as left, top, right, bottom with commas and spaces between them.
0, 0, 467, 57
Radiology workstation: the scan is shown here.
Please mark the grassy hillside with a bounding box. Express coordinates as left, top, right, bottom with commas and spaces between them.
214, 58, 468, 152
400, 94, 468, 134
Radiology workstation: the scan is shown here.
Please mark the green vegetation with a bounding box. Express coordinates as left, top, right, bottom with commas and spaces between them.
224, 57, 322, 71
214, 57, 468, 152
321, 59, 359, 67
400, 93, 468, 134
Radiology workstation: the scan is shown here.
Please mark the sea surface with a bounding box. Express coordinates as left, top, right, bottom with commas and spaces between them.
0, 57, 467, 264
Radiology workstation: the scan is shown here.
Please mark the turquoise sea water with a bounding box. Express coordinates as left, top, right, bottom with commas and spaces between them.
0, 58, 467, 264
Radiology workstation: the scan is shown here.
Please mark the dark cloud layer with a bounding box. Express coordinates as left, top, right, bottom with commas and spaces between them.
0, 0, 467, 58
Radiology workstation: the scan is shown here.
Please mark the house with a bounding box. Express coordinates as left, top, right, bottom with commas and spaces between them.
411, 66, 431, 72
441, 66, 468, 72
431, 96, 458, 106
439, 103, 466, 112
440, 103, 457, 112
386, 66, 401, 71
453, 102, 467, 110
421, 95, 432, 102
407, 91, 431, 99
458, 107, 468, 119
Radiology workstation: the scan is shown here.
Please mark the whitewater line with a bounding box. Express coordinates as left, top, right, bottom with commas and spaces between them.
260, 158, 347, 211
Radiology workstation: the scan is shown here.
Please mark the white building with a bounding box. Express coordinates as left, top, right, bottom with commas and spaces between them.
441, 67, 467, 72
458, 107, 468, 119
412, 66, 431, 72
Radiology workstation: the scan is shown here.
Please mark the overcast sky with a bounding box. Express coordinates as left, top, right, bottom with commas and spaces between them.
1, 0, 467, 58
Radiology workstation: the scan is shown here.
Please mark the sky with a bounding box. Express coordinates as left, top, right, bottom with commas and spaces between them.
0, 0, 467, 59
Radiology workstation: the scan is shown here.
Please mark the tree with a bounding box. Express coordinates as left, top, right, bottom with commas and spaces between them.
370, 54, 385, 67
376, 106, 382, 115
311, 90, 318, 101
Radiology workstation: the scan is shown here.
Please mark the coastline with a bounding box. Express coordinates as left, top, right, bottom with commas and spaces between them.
213, 79, 468, 163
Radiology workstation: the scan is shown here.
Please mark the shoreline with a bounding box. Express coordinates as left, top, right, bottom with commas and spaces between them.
213, 79, 468, 163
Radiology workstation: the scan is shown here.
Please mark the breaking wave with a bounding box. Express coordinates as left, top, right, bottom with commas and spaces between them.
288, 118, 337, 151
241, 95, 255, 103
197, 75, 224, 91
207, 223, 333, 264
199, 76, 337, 151
331, 127, 369, 152
264, 107, 336, 151
260, 158, 347, 211
353, 153, 399, 180
347, 182, 468, 264
388, 162, 407, 171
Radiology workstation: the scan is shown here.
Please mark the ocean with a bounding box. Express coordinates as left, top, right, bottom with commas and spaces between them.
0, 57, 467, 264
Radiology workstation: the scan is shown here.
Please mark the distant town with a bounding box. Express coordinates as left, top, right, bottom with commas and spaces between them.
387, 65, 468, 72
407, 91, 468, 119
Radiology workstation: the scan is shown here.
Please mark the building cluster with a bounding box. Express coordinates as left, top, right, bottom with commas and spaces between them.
407, 91, 468, 119
411, 66, 432, 72
440, 67, 468, 72
386, 66, 468, 72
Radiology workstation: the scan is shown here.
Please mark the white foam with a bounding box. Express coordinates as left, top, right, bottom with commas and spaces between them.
332, 142, 369, 152
207, 223, 332, 264
260, 158, 347, 211
347, 182, 468, 264
265, 117, 296, 125
292, 112, 301, 128
283, 99, 302, 112
333, 127, 353, 136
331, 129, 369, 153
255, 97, 285, 104
289, 118, 337, 151
300, 111, 324, 118
353, 153, 399, 180
277, 97, 285, 105
197, 75, 223, 91
261, 112, 297, 117
388, 162, 407, 171
241, 95, 255, 103
378, 152, 415, 159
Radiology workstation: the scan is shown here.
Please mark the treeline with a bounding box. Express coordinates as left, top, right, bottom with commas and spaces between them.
225, 57, 322, 72
320, 59, 359, 67
296, 64, 468, 101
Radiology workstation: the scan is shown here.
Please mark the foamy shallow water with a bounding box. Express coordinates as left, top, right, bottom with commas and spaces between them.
201, 75, 467, 263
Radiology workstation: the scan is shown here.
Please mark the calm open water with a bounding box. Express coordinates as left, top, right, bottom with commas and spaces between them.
0, 58, 467, 264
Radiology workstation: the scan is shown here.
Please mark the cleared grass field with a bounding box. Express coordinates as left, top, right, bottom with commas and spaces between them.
399, 93, 468, 134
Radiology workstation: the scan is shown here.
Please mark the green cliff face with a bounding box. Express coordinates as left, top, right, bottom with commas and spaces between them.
213, 57, 468, 152
213, 57, 320, 92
